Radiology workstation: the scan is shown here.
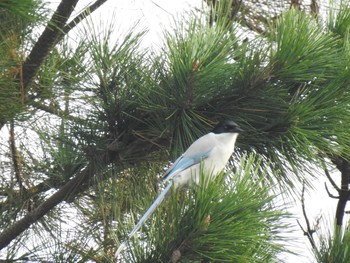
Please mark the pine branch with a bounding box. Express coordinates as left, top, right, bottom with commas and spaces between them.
30, 101, 81, 123
297, 182, 317, 250
335, 158, 350, 226
57, 0, 109, 42
325, 158, 350, 226
0, 0, 109, 129
21, 0, 79, 89
0, 0, 78, 129
0, 153, 109, 250
325, 168, 340, 192
324, 182, 339, 199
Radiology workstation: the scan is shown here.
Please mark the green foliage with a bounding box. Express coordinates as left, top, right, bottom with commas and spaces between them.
3, 1, 350, 262
226, 8, 350, 189
328, 3, 350, 38
116, 154, 287, 263
136, 11, 241, 154
127, 7, 350, 194
315, 227, 350, 263
0, 0, 46, 123
0, 0, 43, 19
270, 8, 342, 83
86, 23, 148, 138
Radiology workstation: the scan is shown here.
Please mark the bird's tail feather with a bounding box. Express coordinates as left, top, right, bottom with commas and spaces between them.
115, 182, 173, 258
129, 182, 172, 238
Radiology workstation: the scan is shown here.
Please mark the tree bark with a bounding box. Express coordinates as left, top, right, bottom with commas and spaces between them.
0, 160, 102, 249
21, 0, 79, 88
0, 0, 109, 130
334, 158, 350, 226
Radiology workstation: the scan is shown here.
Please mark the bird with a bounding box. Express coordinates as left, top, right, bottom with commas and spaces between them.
115, 120, 243, 257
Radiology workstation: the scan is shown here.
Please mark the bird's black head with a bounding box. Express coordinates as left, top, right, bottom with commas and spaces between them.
212, 120, 243, 134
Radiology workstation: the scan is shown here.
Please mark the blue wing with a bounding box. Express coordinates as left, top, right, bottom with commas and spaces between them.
163, 151, 210, 183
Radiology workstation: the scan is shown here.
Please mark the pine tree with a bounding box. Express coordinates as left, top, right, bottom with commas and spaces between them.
1, 0, 350, 262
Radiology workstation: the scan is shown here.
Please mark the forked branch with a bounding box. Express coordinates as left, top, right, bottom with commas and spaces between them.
297, 182, 317, 250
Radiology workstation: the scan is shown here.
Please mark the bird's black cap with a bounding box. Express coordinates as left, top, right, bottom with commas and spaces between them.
212, 120, 243, 134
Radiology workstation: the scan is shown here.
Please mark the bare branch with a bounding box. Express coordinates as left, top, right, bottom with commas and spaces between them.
324, 182, 339, 199
0, 152, 109, 249
61, 0, 109, 37
299, 182, 317, 250
30, 101, 82, 123
296, 219, 306, 234
331, 157, 350, 226
324, 168, 340, 191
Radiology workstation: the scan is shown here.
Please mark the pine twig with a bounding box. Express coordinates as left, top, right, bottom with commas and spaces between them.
63, 0, 108, 35
0, 152, 109, 249
0, 0, 109, 130
21, 0, 80, 88
324, 182, 339, 199
325, 168, 340, 192
297, 182, 317, 250
326, 158, 350, 226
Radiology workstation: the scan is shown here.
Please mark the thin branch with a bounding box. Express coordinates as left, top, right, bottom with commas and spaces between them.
299, 182, 317, 250
334, 158, 350, 226
61, 0, 109, 36
0, 0, 110, 130
51, 0, 109, 48
324, 182, 339, 199
301, 184, 314, 236
21, 0, 80, 89
326, 158, 350, 226
324, 168, 340, 191
296, 219, 306, 234
30, 101, 82, 123
0, 152, 109, 250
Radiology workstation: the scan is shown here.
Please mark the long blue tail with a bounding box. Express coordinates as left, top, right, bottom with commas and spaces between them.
115, 182, 172, 258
